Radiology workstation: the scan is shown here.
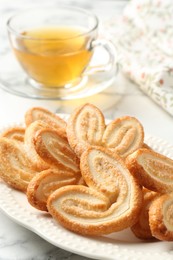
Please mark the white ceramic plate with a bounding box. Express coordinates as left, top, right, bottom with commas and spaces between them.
0, 119, 173, 260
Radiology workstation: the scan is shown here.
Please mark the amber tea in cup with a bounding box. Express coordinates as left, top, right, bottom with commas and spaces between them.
14, 26, 93, 87
7, 7, 116, 89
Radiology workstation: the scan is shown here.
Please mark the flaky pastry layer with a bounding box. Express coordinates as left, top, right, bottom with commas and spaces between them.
149, 192, 173, 241
34, 128, 80, 173
1, 127, 25, 142
24, 120, 52, 171
131, 188, 159, 240
126, 148, 173, 193
27, 169, 81, 211
0, 138, 38, 192
47, 147, 142, 236
25, 107, 66, 137
67, 103, 144, 158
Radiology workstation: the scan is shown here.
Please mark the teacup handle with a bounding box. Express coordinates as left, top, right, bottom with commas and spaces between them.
84, 38, 118, 75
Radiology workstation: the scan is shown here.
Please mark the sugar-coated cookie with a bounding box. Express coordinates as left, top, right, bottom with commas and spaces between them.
24, 120, 52, 171
27, 169, 81, 211
25, 107, 66, 137
1, 127, 25, 142
126, 148, 173, 193
0, 138, 38, 192
149, 192, 173, 241
34, 128, 80, 173
131, 188, 159, 240
67, 103, 144, 158
47, 147, 142, 236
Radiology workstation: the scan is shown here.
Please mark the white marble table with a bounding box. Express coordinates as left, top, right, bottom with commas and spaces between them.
0, 0, 173, 259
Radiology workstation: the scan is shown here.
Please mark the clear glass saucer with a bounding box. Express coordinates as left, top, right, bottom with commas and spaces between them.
0, 65, 117, 100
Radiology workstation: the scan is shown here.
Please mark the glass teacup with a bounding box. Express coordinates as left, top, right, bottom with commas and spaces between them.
7, 6, 117, 96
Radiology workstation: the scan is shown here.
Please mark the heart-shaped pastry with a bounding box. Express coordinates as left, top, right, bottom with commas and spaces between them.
131, 188, 159, 240
34, 128, 80, 173
25, 107, 66, 137
67, 103, 144, 158
1, 127, 25, 142
149, 192, 173, 241
126, 148, 173, 193
27, 169, 81, 211
0, 138, 38, 192
67, 103, 105, 157
47, 147, 142, 236
24, 120, 52, 171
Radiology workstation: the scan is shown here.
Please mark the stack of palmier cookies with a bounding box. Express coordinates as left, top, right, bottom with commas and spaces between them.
0, 103, 173, 241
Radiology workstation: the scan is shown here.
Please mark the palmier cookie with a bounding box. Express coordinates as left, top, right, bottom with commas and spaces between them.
126, 148, 173, 193
47, 147, 142, 236
1, 127, 25, 142
25, 107, 66, 137
24, 120, 52, 171
0, 138, 38, 192
149, 192, 173, 241
67, 103, 144, 158
131, 188, 159, 240
34, 128, 80, 173
0, 127, 25, 142
27, 169, 81, 211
